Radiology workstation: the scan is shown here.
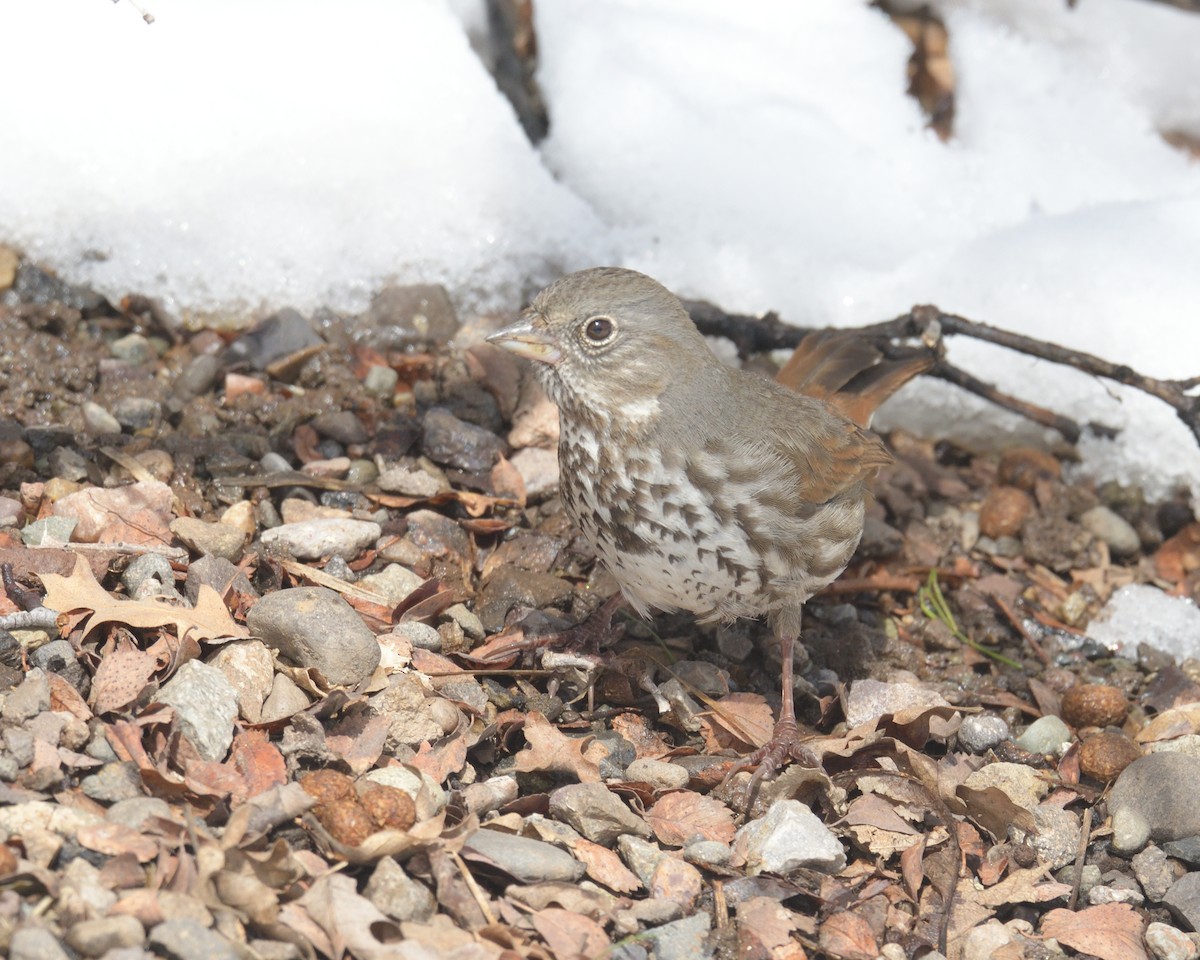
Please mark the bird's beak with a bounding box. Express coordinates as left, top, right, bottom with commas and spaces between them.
486, 315, 563, 365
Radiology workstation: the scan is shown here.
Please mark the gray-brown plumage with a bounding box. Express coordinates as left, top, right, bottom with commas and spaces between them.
488, 267, 931, 788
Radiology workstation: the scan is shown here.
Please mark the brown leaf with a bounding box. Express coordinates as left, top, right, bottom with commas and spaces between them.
569, 837, 642, 894
410, 733, 468, 785
41, 556, 247, 643
645, 791, 736, 846
957, 784, 1037, 842
76, 822, 159, 863
325, 713, 391, 776
229, 730, 288, 803
1042, 903, 1148, 960
531, 907, 610, 960
962, 866, 1071, 908
91, 642, 159, 714
819, 911, 878, 960
514, 711, 608, 784
702, 692, 774, 751
736, 896, 806, 960
899, 835, 925, 901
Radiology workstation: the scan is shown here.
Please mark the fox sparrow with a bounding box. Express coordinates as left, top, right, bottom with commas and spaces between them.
488, 267, 931, 792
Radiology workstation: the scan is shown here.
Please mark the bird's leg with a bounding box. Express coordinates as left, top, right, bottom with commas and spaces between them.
722, 605, 819, 804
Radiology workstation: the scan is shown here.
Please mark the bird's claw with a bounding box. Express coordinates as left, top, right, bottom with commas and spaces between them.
721, 718, 820, 808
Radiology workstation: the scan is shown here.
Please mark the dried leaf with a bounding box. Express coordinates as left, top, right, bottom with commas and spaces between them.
229, 730, 288, 803
736, 896, 806, 960
76, 822, 159, 863
645, 791, 736, 846
514, 711, 608, 784
819, 910, 878, 960
569, 837, 642, 894
531, 907, 610, 960
1042, 903, 1148, 960
41, 555, 247, 642
702, 692, 774, 751
957, 785, 1037, 842
410, 733, 469, 785
91, 643, 159, 714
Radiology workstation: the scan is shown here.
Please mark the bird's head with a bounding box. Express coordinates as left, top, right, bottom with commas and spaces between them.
487, 267, 715, 425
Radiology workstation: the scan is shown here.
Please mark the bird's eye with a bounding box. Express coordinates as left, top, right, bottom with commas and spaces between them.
583, 316, 615, 343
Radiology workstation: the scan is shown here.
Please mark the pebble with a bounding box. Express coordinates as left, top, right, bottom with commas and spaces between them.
209, 640, 275, 723
248, 587, 381, 686
364, 364, 399, 396
509, 446, 560, 500
106, 797, 173, 830
169, 517, 246, 561
260, 517, 381, 560
549, 783, 652, 845
1025, 804, 1080, 870
421, 407, 506, 472
1014, 715, 1071, 756
1080, 732, 1143, 782
80, 762, 144, 803
1133, 845, 1178, 902
365, 856, 436, 922
261, 673, 312, 722
1081, 505, 1141, 555
366, 283, 459, 348
1061, 683, 1129, 728
29, 639, 87, 691
359, 564, 424, 604
310, 410, 368, 446
227, 308, 321, 370
376, 462, 444, 497
48, 446, 89, 482
184, 554, 257, 604
9, 925, 73, 960
147, 918, 239, 960
64, 915, 146, 957
1145, 922, 1198, 960
997, 446, 1061, 490
626, 758, 691, 791
112, 397, 162, 431
961, 762, 1048, 811
733, 799, 846, 875
53, 479, 173, 543
1110, 753, 1200, 850
110, 332, 153, 365
476, 567, 575, 632
843, 678, 949, 729
82, 401, 122, 435
171, 354, 222, 404
1163, 873, 1200, 933
979, 486, 1033, 539
393, 621, 442, 652
638, 911, 712, 960
345, 459, 378, 486
958, 714, 1011, 754
1089, 883, 1144, 906
683, 839, 731, 868
463, 827, 584, 883
444, 602, 485, 640
154, 660, 239, 761
122, 552, 179, 601
3, 669, 51, 722
961, 920, 1015, 960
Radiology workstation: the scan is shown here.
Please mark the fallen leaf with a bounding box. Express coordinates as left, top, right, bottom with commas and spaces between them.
645, 791, 736, 846
1042, 903, 1148, 960
701, 691, 773, 751
76, 822, 159, 863
569, 837, 642, 894
410, 733, 469, 785
514, 711, 608, 784
531, 907, 610, 960
90, 641, 160, 714
40, 555, 247, 643
819, 910, 878, 960
736, 897, 806, 960
229, 730, 288, 803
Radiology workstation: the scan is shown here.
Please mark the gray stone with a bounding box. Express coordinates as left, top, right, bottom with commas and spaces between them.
1111, 754, 1200, 845
154, 660, 239, 761
617, 834, 668, 886
110, 333, 153, 365
106, 797, 173, 830
549, 783, 652, 845
1081, 506, 1141, 555
3, 669, 50, 721
247, 587, 381, 686
444, 603, 485, 640
208, 640, 274, 724
363, 364, 399, 396
29, 639, 87, 690
962, 762, 1048, 811
733, 799, 846, 875
49, 446, 89, 482
9, 925, 72, 960
310, 411, 368, 446
1145, 922, 1198, 960
376, 462, 443, 497
366, 283, 459, 348
639, 911, 713, 960
184, 554, 257, 604
359, 563, 425, 604
170, 517, 245, 561
1113, 806, 1154, 855
65, 914, 145, 956
1015, 715, 1072, 756
1134, 845, 1178, 902
227, 308, 321, 370
463, 827, 584, 883
260, 518, 381, 561
112, 397, 162, 431
421, 407, 506, 472
172, 354, 222, 403
82, 401, 122, 435
81, 762, 144, 803
121, 553, 177, 600
961, 921, 1015, 960
844, 678, 949, 729
1164, 872, 1200, 932
393, 621, 442, 652
1021, 804, 1079, 870
147, 918, 239, 960
626, 758, 690, 791
260, 673, 311, 722
683, 839, 731, 868
364, 856, 436, 922
958, 714, 1012, 754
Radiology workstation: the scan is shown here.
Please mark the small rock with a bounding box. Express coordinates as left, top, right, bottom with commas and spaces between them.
962, 762, 1048, 810
53, 479, 173, 543
1024, 804, 1079, 870
364, 364, 399, 396
1145, 922, 1198, 960
958, 714, 1011, 754
1061, 683, 1129, 728
29, 639, 87, 690
9, 925, 73, 960
110, 333, 153, 365
961, 920, 1015, 960
857, 515, 904, 558
261, 673, 311, 722
48, 446, 89, 482
651, 856, 703, 910
112, 397, 162, 431
154, 660, 239, 761
260, 518, 381, 560
1164, 873, 1200, 933
421, 407, 506, 472
1080, 731, 1142, 782
1081, 505, 1141, 556
997, 447, 1061, 491
366, 283, 459, 348
148, 918, 239, 960
65, 914, 145, 957
979, 486, 1033, 539
376, 462, 443, 497
476, 567, 575, 632
365, 856, 436, 922
359, 564, 424, 604
394, 621, 442, 652
122, 552, 179, 601
170, 517, 246, 561
843, 678, 949, 729
548, 783, 652, 845
1090, 883, 1144, 906
310, 411, 368, 446
638, 911, 711, 960
617, 834, 668, 885
1110, 753, 1200, 847
1015, 715, 1071, 756
171, 354, 222, 404
80, 762, 144, 803
82, 401, 122, 435
683, 839, 731, 868
734, 800, 845, 875
226, 308, 322, 370
463, 828, 584, 883
1163, 836, 1200, 866
184, 554, 257, 604
106, 797, 173, 830
626, 758, 690, 791
247, 587, 381, 686
209, 640, 275, 723
509, 446, 559, 500
3, 669, 51, 721
1112, 806, 1154, 855
1133, 845, 1178, 902
444, 603, 485, 640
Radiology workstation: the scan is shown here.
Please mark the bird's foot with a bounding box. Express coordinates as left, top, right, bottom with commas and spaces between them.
721, 717, 819, 807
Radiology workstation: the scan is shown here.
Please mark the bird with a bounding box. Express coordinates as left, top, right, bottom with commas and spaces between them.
487, 267, 932, 794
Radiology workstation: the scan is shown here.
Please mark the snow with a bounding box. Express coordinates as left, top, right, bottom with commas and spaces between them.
1, 0, 1199, 498
1088, 585, 1200, 662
